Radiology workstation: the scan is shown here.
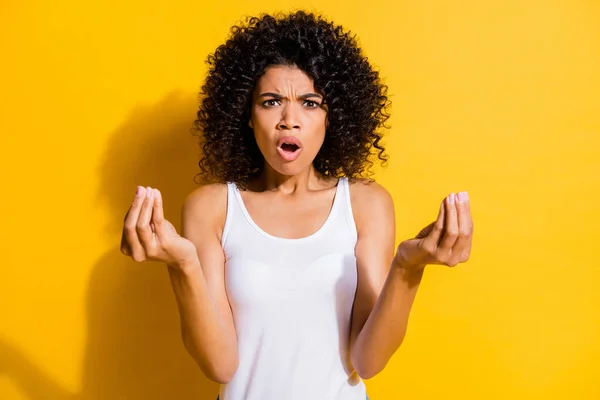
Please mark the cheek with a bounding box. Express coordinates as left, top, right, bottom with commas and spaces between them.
253, 131, 273, 157
306, 115, 327, 150
310, 131, 326, 152
251, 112, 274, 145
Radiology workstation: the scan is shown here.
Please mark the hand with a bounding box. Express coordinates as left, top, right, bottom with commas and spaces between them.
120, 186, 198, 269
395, 192, 473, 271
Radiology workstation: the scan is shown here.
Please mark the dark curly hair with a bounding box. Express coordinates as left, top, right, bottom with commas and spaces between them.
192, 10, 390, 187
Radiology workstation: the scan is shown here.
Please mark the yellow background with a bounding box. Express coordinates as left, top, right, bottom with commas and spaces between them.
1, 0, 599, 399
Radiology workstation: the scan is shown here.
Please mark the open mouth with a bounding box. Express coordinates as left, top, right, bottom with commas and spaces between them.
280, 142, 299, 152
277, 136, 302, 161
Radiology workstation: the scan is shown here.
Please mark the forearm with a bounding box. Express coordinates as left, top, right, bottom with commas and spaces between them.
351, 260, 424, 379
168, 260, 238, 383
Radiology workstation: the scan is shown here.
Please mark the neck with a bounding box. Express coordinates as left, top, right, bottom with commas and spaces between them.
253, 163, 327, 193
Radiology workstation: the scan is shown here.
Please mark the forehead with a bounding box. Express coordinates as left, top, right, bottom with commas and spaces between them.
254, 65, 315, 92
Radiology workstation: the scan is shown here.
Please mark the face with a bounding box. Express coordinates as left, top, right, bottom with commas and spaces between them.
249, 65, 328, 176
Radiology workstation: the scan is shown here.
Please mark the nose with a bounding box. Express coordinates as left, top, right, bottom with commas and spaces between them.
277, 103, 301, 130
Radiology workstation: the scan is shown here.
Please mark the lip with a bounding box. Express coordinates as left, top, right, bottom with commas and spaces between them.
277, 136, 303, 149
276, 135, 303, 162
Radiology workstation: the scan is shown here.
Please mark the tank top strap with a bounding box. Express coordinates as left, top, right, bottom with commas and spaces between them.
221, 181, 239, 246
338, 177, 357, 241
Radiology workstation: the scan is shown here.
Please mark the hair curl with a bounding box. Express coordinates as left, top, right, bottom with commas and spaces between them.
192, 10, 390, 187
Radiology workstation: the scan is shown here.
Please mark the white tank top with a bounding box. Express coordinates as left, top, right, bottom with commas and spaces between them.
219, 177, 366, 400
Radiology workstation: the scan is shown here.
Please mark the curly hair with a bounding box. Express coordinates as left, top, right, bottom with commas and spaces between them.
192, 10, 390, 187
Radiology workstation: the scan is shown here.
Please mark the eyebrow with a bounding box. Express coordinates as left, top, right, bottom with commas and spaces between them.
257, 92, 323, 100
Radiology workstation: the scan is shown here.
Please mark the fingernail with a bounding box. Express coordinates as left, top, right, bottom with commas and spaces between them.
146, 187, 153, 198
136, 186, 143, 197
449, 193, 455, 204
459, 192, 469, 202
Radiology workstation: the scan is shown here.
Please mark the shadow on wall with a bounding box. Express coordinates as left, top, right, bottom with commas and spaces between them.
0, 90, 220, 399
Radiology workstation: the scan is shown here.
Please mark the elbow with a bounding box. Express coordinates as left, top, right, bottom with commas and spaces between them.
351, 350, 386, 380
182, 336, 238, 384
354, 364, 382, 381
204, 363, 237, 384
191, 350, 239, 384
210, 355, 239, 384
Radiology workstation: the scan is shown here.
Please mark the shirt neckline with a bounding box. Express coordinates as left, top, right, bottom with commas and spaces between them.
232, 178, 343, 243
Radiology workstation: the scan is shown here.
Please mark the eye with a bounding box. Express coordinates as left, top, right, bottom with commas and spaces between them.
304, 100, 320, 108
262, 99, 281, 107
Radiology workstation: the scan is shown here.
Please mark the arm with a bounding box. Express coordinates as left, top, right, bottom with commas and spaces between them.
348, 181, 420, 379
349, 185, 473, 379
168, 184, 238, 383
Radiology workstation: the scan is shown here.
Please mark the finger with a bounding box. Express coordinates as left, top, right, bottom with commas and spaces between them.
439, 193, 459, 252
451, 191, 472, 262
465, 192, 473, 232
421, 200, 445, 250
152, 188, 165, 229
122, 186, 146, 257
151, 188, 168, 243
136, 186, 155, 248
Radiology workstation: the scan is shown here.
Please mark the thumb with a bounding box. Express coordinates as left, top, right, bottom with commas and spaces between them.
152, 189, 165, 226
415, 222, 435, 239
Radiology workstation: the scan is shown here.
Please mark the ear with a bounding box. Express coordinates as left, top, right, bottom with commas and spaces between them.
248, 118, 253, 129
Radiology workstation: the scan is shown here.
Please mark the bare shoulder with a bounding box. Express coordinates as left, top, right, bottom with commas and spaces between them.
348, 178, 394, 210
348, 178, 395, 229
182, 183, 228, 239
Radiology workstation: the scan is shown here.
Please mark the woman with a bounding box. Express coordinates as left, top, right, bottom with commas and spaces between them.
120, 11, 473, 400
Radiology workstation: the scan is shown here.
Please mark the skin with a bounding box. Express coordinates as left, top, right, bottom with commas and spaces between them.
120, 65, 474, 382
249, 64, 329, 189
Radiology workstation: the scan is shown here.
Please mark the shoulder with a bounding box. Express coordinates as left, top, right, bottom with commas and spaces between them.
182, 183, 228, 238
183, 182, 228, 210
347, 178, 394, 231
347, 178, 394, 213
